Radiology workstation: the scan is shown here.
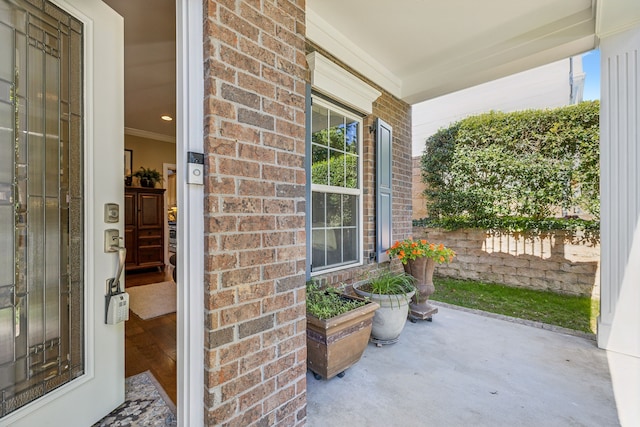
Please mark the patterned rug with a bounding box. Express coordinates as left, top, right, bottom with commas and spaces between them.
93, 371, 176, 426
127, 281, 177, 320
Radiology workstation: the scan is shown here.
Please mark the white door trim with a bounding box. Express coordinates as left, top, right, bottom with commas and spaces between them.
176, 1, 205, 426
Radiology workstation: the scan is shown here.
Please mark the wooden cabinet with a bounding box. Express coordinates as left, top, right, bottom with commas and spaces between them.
125, 187, 166, 271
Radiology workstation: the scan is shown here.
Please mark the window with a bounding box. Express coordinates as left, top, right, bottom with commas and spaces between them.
310, 98, 362, 272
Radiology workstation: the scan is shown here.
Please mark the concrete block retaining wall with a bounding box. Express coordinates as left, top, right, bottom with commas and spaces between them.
414, 227, 600, 298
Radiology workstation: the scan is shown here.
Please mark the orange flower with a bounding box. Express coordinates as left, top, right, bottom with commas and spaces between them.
386, 237, 456, 265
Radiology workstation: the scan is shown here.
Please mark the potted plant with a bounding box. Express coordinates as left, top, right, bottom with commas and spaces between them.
306, 281, 379, 380
132, 167, 163, 188
387, 238, 456, 321
352, 270, 416, 345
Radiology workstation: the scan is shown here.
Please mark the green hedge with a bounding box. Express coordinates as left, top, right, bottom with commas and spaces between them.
421, 101, 600, 220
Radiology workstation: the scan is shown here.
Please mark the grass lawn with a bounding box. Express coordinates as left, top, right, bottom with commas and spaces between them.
431, 277, 599, 334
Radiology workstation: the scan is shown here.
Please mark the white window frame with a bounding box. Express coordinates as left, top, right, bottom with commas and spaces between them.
310, 97, 364, 275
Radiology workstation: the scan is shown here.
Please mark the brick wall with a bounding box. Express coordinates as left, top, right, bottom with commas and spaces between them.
203, 1, 308, 425
306, 43, 413, 287
415, 227, 600, 298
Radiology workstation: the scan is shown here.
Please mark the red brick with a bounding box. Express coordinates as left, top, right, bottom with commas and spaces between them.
239, 143, 276, 164
238, 71, 276, 98
207, 288, 236, 310
276, 245, 305, 262
207, 361, 239, 387
221, 266, 261, 287
222, 197, 262, 214
218, 157, 261, 179
206, 253, 238, 270
276, 303, 305, 325
207, 400, 238, 426
263, 385, 295, 414
238, 380, 276, 412
264, 199, 295, 214
276, 361, 305, 389
219, 336, 262, 365
264, 231, 295, 247
239, 348, 277, 375
221, 369, 262, 401
239, 37, 277, 66
239, 248, 276, 266
262, 323, 294, 348
262, 291, 294, 313
207, 97, 236, 119
262, 35, 295, 61
263, 131, 295, 151
263, 261, 296, 280
205, 136, 237, 157
263, 99, 295, 121
205, 59, 236, 84
220, 120, 261, 143
239, 2, 275, 33
237, 281, 276, 302
220, 7, 260, 41
220, 44, 261, 75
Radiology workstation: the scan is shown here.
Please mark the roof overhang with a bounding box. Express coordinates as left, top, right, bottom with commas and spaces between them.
307, 0, 640, 105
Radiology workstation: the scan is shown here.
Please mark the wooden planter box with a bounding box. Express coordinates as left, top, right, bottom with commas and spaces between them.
306, 296, 379, 380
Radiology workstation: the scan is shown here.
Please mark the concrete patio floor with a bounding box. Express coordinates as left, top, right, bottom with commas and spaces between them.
306, 304, 620, 427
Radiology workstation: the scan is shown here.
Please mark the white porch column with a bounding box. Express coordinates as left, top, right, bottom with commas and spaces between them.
598, 24, 640, 426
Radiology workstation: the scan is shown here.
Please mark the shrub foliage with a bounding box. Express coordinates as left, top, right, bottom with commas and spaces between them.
421, 101, 600, 221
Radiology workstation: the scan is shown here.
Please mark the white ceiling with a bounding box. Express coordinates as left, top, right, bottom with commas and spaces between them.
103, 0, 176, 140
102, 0, 640, 137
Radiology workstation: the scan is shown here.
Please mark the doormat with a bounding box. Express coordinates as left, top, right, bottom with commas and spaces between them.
128, 281, 176, 320
93, 371, 176, 426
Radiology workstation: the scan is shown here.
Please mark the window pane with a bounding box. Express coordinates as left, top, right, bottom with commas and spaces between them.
326, 193, 341, 227
326, 229, 342, 265
311, 144, 328, 185
311, 104, 328, 146
342, 194, 357, 227
345, 120, 358, 154
328, 110, 344, 150
312, 192, 325, 227
312, 229, 326, 269
343, 228, 357, 263
345, 154, 358, 189
328, 150, 344, 188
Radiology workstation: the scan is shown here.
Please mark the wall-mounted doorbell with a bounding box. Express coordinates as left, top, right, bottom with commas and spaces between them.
187, 151, 204, 185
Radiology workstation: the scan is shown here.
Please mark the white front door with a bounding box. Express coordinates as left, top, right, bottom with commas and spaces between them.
0, 0, 124, 426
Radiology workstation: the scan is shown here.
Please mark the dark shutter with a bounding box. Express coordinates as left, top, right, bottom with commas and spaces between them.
376, 118, 393, 263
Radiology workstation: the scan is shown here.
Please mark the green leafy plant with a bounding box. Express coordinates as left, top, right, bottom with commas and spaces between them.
421, 101, 600, 220
357, 270, 416, 308
306, 281, 367, 320
132, 167, 163, 186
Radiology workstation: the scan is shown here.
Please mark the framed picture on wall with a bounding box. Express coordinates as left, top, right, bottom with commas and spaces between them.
124, 149, 132, 176
124, 149, 133, 186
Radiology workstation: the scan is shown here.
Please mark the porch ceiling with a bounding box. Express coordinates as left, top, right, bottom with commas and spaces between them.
307, 0, 598, 104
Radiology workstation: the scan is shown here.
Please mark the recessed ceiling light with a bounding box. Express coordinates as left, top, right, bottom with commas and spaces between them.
161, 115, 173, 121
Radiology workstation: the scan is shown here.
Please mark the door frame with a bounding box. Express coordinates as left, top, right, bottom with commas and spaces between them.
176, 1, 205, 426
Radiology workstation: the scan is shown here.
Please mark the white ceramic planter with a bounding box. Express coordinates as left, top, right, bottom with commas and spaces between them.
353, 284, 415, 345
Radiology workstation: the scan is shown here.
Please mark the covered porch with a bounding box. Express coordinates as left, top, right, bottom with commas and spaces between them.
307, 304, 618, 426
305, 0, 639, 424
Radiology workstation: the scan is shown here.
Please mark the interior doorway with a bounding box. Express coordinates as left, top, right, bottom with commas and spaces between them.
103, 0, 178, 405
